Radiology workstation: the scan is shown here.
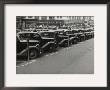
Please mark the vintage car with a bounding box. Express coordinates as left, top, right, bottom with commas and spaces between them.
76, 29, 85, 42
38, 30, 59, 52
17, 32, 43, 60
91, 30, 94, 38
63, 29, 78, 45
83, 30, 91, 40
84, 29, 94, 40
54, 29, 69, 47
88, 29, 94, 38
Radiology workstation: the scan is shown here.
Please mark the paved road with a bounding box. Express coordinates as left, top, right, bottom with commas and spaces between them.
16, 39, 94, 74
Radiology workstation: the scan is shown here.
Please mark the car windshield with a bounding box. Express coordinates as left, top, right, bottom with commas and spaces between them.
18, 33, 41, 40
40, 32, 55, 38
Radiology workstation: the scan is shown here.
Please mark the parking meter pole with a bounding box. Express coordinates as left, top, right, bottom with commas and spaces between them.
56, 34, 59, 50
68, 36, 69, 47
27, 39, 29, 61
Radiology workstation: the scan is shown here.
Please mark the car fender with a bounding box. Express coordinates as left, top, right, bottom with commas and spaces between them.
69, 37, 76, 40
59, 39, 69, 45
18, 46, 39, 55
41, 41, 55, 49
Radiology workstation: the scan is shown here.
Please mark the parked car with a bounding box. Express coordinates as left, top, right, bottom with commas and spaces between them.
88, 29, 94, 39
84, 30, 91, 40
76, 30, 85, 42
17, 32, 43, 60
91, 30, 94, 38
54, 29, 69, 47
38, 30, 59, 52
63, 29, 79, 45
84, 29, 94, 40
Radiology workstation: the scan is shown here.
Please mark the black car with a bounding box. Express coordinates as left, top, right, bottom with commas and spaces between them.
83, 30, 91, 40
63, 29, 78, 45
91, 30, 94, 38
17, 32, 43, 60
76, 30, 85, 42
39, 30, 59, 52
84, 29, 94, 40
88, 29, 94, 39
54, 29, 69, 47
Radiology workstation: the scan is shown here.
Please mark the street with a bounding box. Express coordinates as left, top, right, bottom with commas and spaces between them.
16, 39, 94, 74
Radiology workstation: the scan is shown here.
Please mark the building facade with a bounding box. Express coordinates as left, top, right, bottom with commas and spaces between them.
16, 16, 94, 30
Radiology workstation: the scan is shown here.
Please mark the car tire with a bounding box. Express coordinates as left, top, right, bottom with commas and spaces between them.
73, 39, 77, 44
64, 41, 69, 47
29, 48, 39, 60
48, 45, 54, 52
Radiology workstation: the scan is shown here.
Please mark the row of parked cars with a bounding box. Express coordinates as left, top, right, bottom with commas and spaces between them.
17, 28, 94, 60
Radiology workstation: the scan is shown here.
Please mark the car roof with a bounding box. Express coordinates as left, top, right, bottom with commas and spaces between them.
17, 32, 39, 36
17, 32, 38, 34
62, 29, 70, 31
64, 30, 72, 32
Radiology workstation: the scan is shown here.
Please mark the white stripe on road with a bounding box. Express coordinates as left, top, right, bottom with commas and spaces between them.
46, 55, 49, 56
16, 60, 37, 68
21, 64, 25, 67
16, 52, 58, 68
31, 60, 36, 63
16, 66, 21, 68
50, 52, 58, 55
24, 63, 30, 66
46, 52, 58, 56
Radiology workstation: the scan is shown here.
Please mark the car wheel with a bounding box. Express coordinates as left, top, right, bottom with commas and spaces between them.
73, 39, 77, 44
48, 45, 53, 52
64, 41, 68, 47
29, 48, 39, 60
